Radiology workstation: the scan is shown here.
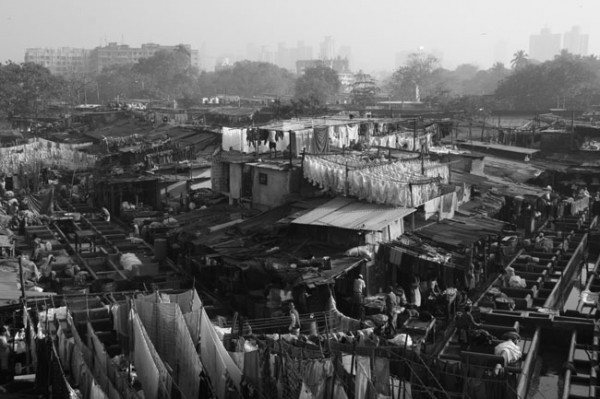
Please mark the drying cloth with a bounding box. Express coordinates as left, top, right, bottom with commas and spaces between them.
301, 359, 333, 398
132, 313, 160, 399
355, 356, 371, 399
169, 289, 202, 313
90, 380, 108, 399
244, 350, 261, 395
332, 379, 349, 399
373, 357, 390, 396
183, 310, 202, 347
200, 309, 243, 398
135, 300, 201, 399
312, 127, 330, 154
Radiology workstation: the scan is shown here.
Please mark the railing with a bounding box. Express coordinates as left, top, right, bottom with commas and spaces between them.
543, 232, 588, 309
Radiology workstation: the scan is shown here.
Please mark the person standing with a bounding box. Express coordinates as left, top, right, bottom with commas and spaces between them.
0, 325, 11, 383
455, 300, 481, 346
132, 223, 140, 237
101, 207, 110, 222
288, 302, 301, 335
353, 274, 366, 319
385, 286, 398, 332
409, 277, 422, 309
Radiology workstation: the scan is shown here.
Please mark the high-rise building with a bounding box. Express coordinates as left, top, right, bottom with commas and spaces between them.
563, 26, 588, 56
295, 41, 313, 60
276, 42, 294, 70
296, 57, 349, 75
258, 46, 275, 64
26, 43, 200, 75
319, 36, 335, 60
492, 41, 508, 66
529, 28, 561, 62
246, 43, 260, 61
338, 45, 352, 68
89, 43, 199, 73
24, 47, 91, 75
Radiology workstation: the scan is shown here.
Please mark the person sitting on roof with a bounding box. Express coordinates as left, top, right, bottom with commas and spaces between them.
20, 255, 40, 282
38, 255, 57, 285
31, 235, 47, 261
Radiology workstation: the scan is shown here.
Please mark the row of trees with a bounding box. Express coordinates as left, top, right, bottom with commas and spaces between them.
3, 48, 600, 117
381, 50, 600, 112
496, 50, 600, 110
0, 51, 346, 117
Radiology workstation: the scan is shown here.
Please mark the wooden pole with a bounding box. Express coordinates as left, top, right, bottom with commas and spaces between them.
413, 119, 417, 151
469, 119, 472, 146
18, 256, 26, 302
480, 115, 485, 141
288, 130, 293, 167
345, 162, 349, 196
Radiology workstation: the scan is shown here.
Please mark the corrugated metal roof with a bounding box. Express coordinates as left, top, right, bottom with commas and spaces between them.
415, 214, 508, 246
450, 170, 493, 187
292, 197, 415, 231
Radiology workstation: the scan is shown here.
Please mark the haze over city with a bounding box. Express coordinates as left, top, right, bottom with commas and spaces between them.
1, 0, 599, 73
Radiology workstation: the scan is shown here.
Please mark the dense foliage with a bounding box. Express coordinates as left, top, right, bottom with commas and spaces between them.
495, 51, 600, 111
294, 65, 340, 106
0, 62, 64, 117
388, 53, 440, 101
3, 47, 600, 117
197, 61, 295, 98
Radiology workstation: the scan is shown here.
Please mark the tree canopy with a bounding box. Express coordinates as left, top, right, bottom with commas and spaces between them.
511, 50, 529, 70
388, 53, 439, 101
496, 51, 600, 110
294, 66, 340, 106
197, 61, 295, 98
0, 62, 64, 117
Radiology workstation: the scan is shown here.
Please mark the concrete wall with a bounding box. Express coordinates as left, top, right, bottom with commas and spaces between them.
229, 163, 242, 200
211, 156, 229, 193
251, 166, 291, 210
540, 132, 572, 153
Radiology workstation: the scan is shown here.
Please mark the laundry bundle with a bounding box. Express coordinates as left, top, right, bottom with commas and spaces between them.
120, 252, 142, 271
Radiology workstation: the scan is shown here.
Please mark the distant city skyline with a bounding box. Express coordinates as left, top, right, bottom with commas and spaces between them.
22, 25, 594, 78
2, 0, 600, 74
529, 26, 588, 62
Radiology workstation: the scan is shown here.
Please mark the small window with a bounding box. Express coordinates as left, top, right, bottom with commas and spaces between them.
259, 173, 268, 185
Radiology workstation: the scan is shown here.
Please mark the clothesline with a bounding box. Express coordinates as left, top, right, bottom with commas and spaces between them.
0, 137, 97, 174
303, 155, 445, 206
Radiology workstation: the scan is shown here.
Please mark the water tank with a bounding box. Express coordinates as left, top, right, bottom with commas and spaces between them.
154, 238, 168, 261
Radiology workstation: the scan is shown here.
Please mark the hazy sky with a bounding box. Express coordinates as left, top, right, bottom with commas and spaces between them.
1, 0, 599, 73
